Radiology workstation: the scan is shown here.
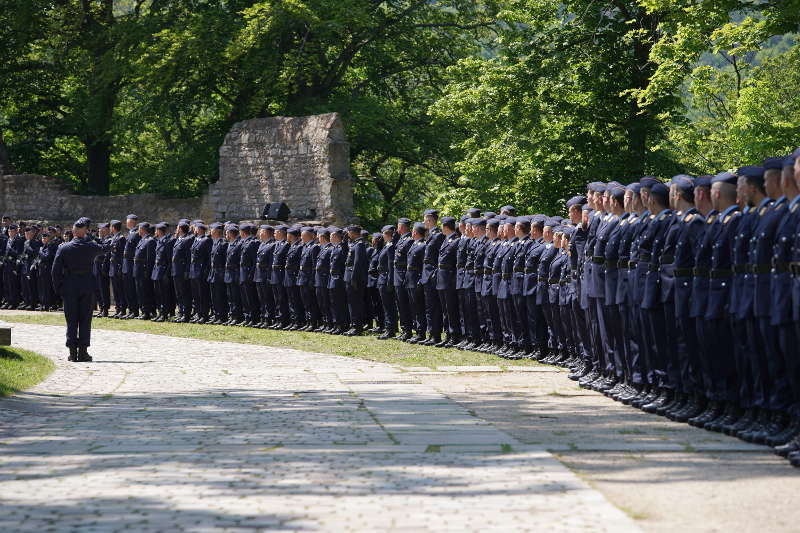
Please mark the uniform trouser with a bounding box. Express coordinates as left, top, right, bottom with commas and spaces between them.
346, 283, 365, 329
315, 285, 331, 327
38, 267, 54, 308
731, 317, 754, 408
693, 316, 715, 398
300, 284, 320, 325
329, 285, 348, 327
174, 277, 192, 317
111, 275, 126, 313
525, 294, 546, 350
273, 284, 290, 325
760, 318, 793, 412
210, 280, 228, 320
573, 299, 591, 361
96, 273, 110, 311
135, 277, 155, 315
744, 318, 769, 409
240, 280, 260, 322
191, 278, 210, 319
153, 277, 171, 316
475, 289, 487, 344
629, 305, 647, 385
395, 282, 413, 334
286, 284, 305, 324
776, 323, 800, 415
616, 303, 633, 381
481, 294, 499, 345
438, 284, 461, 340
379, 286, 397, 334
591, 298, 611, 373
605, 303, 625, 379
497, 296, 513, 345
407, 285, 427, 336
512, 293, 529, 349
662, 302, 682, 391
63, 289, 95, 348
676, 310, 700, 394
22, 271, 37, 306
643, 307, 669, 387
226, 281, 243, 321
256, 282, 273, 322
123, 273, 138, 313
423, 282, 442, 339
366, 286, 383, 328
4, 267, 20, 306
704, 317, 737, 402
463, 289, 480, 343
586, 299, 602, 368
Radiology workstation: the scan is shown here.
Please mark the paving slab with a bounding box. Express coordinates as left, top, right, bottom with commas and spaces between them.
437, 365, 504, 372
0, 323, 640, 532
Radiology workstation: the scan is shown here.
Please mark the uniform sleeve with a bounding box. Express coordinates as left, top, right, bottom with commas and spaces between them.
51, 246, 64, 294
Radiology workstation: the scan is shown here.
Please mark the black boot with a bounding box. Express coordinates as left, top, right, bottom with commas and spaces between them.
67, 347, 78, 362
77, 347, 92, 363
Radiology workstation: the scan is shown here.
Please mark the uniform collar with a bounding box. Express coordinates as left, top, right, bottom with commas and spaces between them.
720, 204, 739, 218
790, 194, 800, 209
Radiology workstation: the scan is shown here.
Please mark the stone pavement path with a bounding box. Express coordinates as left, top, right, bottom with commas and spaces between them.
0, 324, 639, 532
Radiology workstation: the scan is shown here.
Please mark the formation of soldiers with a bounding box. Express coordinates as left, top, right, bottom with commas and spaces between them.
5, 147, 800, 467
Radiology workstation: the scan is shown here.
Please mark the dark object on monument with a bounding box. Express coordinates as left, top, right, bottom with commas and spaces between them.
262, 202, 290, 221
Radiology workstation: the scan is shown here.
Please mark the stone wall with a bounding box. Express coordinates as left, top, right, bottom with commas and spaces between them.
213, 113, 353, 225
0, 112, 354, 226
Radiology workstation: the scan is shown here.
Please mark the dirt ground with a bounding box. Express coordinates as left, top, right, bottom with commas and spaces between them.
419, 370, 800, 533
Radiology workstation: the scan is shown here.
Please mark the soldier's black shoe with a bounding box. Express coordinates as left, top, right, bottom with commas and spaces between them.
77, 347, 92, 362
788, 450, 800, 467
67, 347, 78, 362
344, 328, 362, 337
775, 433, 800, 457
767, 417, 800, 447
377, 332, 394, 340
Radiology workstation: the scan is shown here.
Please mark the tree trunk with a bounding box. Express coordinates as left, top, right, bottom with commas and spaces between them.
86, 139, 111, 194
0, 132, 14, 175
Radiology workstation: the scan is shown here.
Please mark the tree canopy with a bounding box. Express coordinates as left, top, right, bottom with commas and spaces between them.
1, 0, 799, 227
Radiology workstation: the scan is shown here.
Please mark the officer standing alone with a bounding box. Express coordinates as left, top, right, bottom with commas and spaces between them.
52, 218, 105, 362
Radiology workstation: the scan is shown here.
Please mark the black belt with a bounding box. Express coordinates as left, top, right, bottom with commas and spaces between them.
156, 261, 168, 266
67, 269, 91, 275
438, 264, 455, 270
639, 253, 651, 262
709, 269, 732, 278
474, 268, 484, 275
647, 263, 659, 272
674, 267, 692, 277
301, 267, 312, 273
617, 259, 629, 269
747, 264, 770, 274
272, 265, 285, 270
424, 261, 436, 266
773, 262, 790, 273
790, 263, 800, 276
133, 259, 147, 264
548, 277, 559, 284
257, 263, 270, 268
591, 256, 604, 264
660, 254, 675, 264
693, 267, 709, 277
559, 280, 568, 285
484, 268, 494, 274
285, 267, 299, 272
502, 273, 512, 280
628, 261, 637, 269
406, 266, 420, 271
378, 268, 388, 273
513, 267, 525, 273
524, 267, 538, 273
733, 264, 746, 274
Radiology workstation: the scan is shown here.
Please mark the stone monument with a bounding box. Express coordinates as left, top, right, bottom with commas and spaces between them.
211, 112, 354, 225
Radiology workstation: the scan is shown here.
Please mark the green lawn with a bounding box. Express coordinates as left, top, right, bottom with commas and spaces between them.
0, 312, 543, 370
0, 346, 55, 397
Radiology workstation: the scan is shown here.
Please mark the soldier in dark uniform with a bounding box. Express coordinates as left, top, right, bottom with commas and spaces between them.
150, 223, 175, 322
436, 216, 461, 347
298, 227, 321, 331
0, 216, 11, 237
133, 222, 157, 320
238, 224, 261, 327
327, 227, 349, 334
91, 223, 111, 317
108, 220, 127, 318
207, 224, 229, 324
343, 225, 368, 336
52, 218, 105, 362
189, 223, 212, 323
36, 228, 59, 311
3, 223, 24, 309
171, 221, 194, 322
495, 218, 517, 356
392, 218, 414, 340
480, 219, 502, 352
366, 233, 383, 333
313, 227, 333, 332
20, 225, 42, 310
254, 225, 276, 328
420, 210, 445, 345
122, 214, 141, 319
469, 218, 489, 350
376, 225, 397, 340
404, 223, 427, 343
283, 226, 305, 329
223, 224, 244, 325
270, 225, 290, 329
